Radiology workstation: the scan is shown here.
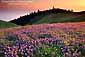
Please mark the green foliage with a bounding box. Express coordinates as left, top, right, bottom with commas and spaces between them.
0, 20, 17, 28
38, 34, 52, 38
0, 34, 18, 45
0, 38, 10, 45
34, 44, 62, 57
6, 35, 17, 41
80, 48, 85, 56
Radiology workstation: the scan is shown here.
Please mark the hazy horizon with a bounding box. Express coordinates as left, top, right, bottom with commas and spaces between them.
0, 0, 85, 21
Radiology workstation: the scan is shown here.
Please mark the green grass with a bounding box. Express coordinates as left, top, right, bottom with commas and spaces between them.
30, 13, 85, 24
0, 20, 18, 28
34, 44, 62, 57
10, 12, 85, 25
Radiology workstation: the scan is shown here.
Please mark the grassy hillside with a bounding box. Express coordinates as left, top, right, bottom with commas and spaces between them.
0, 20, 17, 28
10, 8, 85, 25
32, 13, 85, 24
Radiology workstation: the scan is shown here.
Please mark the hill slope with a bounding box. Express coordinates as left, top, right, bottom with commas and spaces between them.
0, 20, 17, 28
10, 8, 85, 25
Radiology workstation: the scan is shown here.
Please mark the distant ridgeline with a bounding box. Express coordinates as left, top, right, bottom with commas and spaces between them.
10, 8, 85, 25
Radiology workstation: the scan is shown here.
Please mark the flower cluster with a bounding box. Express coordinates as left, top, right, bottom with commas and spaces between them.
0, 23, 85, 57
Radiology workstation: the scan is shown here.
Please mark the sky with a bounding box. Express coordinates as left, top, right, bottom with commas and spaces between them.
0, 0, 85, 21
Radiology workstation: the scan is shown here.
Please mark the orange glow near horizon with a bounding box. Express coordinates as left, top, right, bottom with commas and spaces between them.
0, 0, 85, 11
0, 0, 85, 21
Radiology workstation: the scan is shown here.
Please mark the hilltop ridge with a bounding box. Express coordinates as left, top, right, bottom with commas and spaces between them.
10, 8, 85, 25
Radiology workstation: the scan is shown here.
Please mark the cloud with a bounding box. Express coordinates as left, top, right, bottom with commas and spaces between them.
0, 0, 34, 3
0, 0, 35, 11
0, 2, 9, 10
0, 0, 85, 21
0, 0, 85, 11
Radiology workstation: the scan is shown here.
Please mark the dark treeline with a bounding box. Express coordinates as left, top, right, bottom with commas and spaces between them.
10, 8, 85, 25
